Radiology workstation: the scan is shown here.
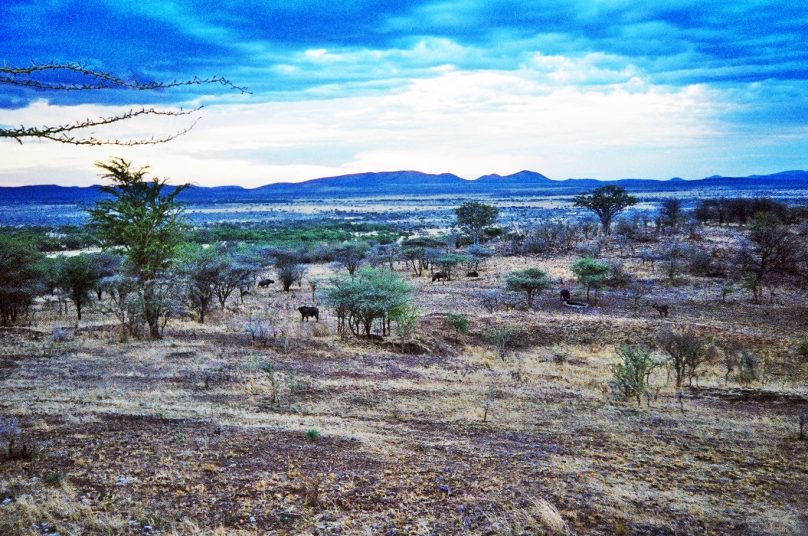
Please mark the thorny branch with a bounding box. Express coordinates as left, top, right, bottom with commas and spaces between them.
1, 62, 248, 145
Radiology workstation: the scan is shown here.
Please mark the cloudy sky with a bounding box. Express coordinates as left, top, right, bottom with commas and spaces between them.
1, 0, 806, 187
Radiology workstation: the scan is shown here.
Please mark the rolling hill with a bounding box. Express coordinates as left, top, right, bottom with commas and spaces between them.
0, 169, 806, 204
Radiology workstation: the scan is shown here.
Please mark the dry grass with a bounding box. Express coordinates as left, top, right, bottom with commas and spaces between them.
1, 232, 807, 534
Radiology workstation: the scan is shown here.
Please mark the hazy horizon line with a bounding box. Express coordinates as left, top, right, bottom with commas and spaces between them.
2, 167, 805, 190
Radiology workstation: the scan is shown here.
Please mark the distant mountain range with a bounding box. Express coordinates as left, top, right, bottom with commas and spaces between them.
1, 169, 807, 204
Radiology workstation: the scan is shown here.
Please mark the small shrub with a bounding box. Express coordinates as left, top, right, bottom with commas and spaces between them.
444, 313, 470, 342
247, 356, 280, 404
306, 428, 320, 441
657, 329, 713, 388
738, 351, 760, 384
610, 345, 660, 406
486, 324, 517, 361
44, 471, 66, 486
477, 289, 505, 312
244, 308, 279, 344
797, 338, 808, 361
550, 345, 570, 364
685, 246, 716, 276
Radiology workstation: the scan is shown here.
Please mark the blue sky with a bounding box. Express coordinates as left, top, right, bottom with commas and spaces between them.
1, 0, 806, 186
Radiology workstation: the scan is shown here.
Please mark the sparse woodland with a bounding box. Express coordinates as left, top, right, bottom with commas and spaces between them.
1, 172, 807, 534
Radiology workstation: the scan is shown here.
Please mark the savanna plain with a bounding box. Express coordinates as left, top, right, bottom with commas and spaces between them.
1, 190, 807, 536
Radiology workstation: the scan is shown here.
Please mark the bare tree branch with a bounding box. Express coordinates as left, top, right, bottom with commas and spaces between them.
1, 62, 250, 93
1, 62, 248, 145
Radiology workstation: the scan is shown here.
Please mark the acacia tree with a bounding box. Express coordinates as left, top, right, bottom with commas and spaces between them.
57, 253, 102, 321
1, 63, 245, 145
659, 198, 684, 234
334, 243, 368, 276
213, 257, 255, 308
505, 267, 552, 307
455, 202, 499, 245
657, 329, 712, 389
324, 267, 414, 339
444, 313, 470, 342
573, 186, 637, 236
88, 158, 187, 338
180, 248, 221, 324
734, 213, 801, 303
571, 257, 611, 304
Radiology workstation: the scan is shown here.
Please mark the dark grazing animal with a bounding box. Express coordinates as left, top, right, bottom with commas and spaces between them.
432, 271, 449, 283
651, 302, 670, 317
560, 289, 571, 302
298, 306, 319, 322
466, 270, 479, 278
258, 278, 274, 288
239, 286, 251, 303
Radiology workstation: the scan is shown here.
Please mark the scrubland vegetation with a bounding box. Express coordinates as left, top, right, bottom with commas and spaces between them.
1, 162, 807, 534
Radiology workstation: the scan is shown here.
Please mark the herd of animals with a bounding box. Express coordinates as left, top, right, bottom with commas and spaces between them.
239, 266, 671, 324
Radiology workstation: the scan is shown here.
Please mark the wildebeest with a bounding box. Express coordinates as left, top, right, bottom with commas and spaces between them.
432, 271, 449, 283
466, 270, 479, 278
258, 278, 274, 288
560, 289, 571, 302
651, 302, 670, 317
298, 306, 319, 322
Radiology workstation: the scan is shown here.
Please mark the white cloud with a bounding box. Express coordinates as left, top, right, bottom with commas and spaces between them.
2, 66, 799, 187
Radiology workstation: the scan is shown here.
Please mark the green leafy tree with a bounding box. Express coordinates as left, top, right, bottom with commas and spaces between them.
57, 253, 103, 321
324, 267, 414, 338
571, 257, 611, 304
455, 202, 499, 245
444, 313, 470, 342
505, 267, 552, 307
573, 186, 637, 235
88, 157, 188, 338
0, 235, 45, 326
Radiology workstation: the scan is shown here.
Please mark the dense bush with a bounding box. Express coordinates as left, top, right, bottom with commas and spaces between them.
732, 213, 804, 302
56, 253, 104, 321
324, 267, 414, 338
694, 197, 802, 226
0, 235, 46, 326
